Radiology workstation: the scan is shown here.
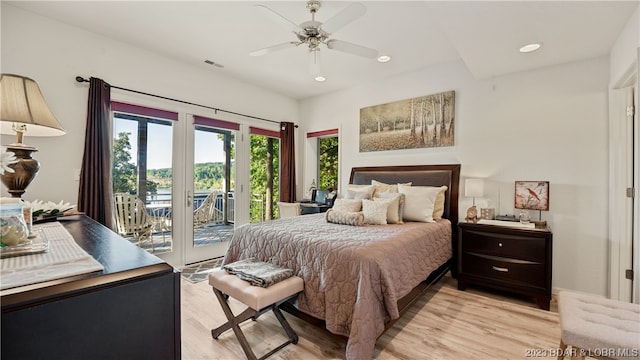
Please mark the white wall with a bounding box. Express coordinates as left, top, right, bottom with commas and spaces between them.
610, 5, 639, 86
1, 4, 298, 204
300, 57, 611, 295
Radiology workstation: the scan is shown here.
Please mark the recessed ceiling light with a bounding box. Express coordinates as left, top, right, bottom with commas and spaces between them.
315, 76, 326, 82
377, 55, 391, 63
519, 43, 542, 53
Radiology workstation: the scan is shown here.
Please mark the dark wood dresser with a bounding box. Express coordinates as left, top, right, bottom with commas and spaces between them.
1, 215, 181, 359
457, 222, 553, 310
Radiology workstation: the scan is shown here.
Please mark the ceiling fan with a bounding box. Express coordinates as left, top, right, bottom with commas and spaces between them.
250, 0, 380, 78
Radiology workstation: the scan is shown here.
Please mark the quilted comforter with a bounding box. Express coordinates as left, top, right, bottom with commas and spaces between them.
222, 213, 452, 359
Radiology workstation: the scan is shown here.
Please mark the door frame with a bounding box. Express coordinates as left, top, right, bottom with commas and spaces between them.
608, 61, 638, 303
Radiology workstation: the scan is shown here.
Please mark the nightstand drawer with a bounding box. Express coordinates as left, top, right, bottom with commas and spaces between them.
461, 252, 546, 288
461, 229, 546, 262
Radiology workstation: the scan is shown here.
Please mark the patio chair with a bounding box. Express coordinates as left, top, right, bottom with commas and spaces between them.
194, 190, 225, 227
148, 204, 172, 247
113, 193, 155, 251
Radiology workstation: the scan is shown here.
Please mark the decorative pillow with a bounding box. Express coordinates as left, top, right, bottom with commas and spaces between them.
432, 186, 448, 220
398, 184, 443, 223
374, 192, 405, 224
325, 209, 364, 226
344, 185, 374, 200
371, 180, 412, 197
332, 198, 362, 212
347, 184, 372, 190
362, 198, 392, 225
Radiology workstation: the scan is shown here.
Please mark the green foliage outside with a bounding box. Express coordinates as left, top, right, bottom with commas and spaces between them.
250, 135, 279, 222
113, 132, 138, 194
112, 131, 159, 196
318, 136, 338, 191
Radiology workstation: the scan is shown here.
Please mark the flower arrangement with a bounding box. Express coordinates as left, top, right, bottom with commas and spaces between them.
1, 151, 17, 175
23, 200, 76, 220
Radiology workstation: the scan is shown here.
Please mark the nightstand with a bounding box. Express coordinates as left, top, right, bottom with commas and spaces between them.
457, 222, 553, 310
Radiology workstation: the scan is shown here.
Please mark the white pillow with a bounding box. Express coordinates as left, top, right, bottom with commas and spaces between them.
332, 198, 362, 212
347, 184, 372, 191
432, 186, 448, 220
374, 192, 404, 224
362, 198, 391, 225
398, 184, 443, 223
344, 185, 374, 200
371, 180, 412, 197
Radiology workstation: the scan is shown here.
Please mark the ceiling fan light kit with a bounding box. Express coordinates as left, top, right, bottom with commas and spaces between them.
252, 1, 384, 81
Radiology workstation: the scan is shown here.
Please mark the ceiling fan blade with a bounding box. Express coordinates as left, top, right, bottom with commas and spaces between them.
321, 2, 366, 34
250, 42, 299, 57
309, 49, 321, 76
255, 4, 301, 33
326, 39, 378, 59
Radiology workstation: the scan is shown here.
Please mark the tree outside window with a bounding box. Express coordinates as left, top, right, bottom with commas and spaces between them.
318, 136, 338, 191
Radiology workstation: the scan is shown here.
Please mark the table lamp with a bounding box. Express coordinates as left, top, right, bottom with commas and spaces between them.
464, 178, 484, 223
1, 74, 66, 198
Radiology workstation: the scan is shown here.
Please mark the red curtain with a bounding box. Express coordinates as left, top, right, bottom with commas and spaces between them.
77, 77, 113, 228
280, 122, 296, 202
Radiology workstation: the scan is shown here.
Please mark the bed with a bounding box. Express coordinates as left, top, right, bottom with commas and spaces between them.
222, 164, 460, 359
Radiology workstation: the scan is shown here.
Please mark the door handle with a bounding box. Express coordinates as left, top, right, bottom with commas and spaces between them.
186, 190, 192, 208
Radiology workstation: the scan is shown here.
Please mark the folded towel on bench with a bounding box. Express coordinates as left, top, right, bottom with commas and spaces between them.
223, 258, 293, 288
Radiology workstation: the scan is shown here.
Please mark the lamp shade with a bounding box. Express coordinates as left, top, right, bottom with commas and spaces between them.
465, 178, 484, 197
0, 74, 65, 137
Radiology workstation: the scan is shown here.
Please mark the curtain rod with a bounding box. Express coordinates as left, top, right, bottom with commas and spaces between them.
75, 76, 296, 127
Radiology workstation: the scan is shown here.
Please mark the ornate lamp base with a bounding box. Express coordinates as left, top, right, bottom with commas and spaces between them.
1, 145, 40, 198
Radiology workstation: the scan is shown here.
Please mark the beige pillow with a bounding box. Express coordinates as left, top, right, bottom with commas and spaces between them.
325, 209, 364, 226
362, 198, 392, 225
371, 180, 412, 197
332, 198, 362, 212
344, 185, 374, 200
432, 186, 448, 220
374, 192, 404, 224
398, 184, 442, 222
347, 184, 372, 191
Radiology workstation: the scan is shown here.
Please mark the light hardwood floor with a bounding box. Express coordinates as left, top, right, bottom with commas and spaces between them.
181, 275, 561, 359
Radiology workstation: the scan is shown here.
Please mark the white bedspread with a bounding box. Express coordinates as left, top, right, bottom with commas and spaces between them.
1, 222, 104, 290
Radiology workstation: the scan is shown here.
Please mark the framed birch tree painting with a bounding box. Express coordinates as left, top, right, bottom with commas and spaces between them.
359, 90, 455, 152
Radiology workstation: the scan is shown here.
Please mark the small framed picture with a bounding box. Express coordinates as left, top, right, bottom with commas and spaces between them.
480, 208, 495, 220
514, 181, 549, 211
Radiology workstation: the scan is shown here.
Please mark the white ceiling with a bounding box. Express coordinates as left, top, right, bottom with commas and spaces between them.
7, 1, 638, 100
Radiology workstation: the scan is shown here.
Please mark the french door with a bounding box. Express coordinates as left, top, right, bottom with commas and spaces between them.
184, 118, 237, 264
113, 104, 276, 267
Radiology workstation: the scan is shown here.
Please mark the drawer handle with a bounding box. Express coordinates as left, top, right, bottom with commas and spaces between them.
498, 242, 503, 247
492, 266, 509, 272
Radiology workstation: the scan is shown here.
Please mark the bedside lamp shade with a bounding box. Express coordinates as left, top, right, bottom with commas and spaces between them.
465, 179, 484, 200
464, 178, 484, 223
0, 74, 65, 197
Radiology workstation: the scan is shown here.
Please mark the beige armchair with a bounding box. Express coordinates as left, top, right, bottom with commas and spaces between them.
113, 193, 155, 250
277, 202, 301, 219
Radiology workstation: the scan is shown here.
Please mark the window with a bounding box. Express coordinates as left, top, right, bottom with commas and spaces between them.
112, 113, 174, 201
307, 129, 338, 192
318, 136, 338, 191
249, 127, 280, 222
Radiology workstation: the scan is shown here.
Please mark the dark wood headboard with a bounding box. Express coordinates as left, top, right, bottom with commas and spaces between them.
349, 164, 461, 233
